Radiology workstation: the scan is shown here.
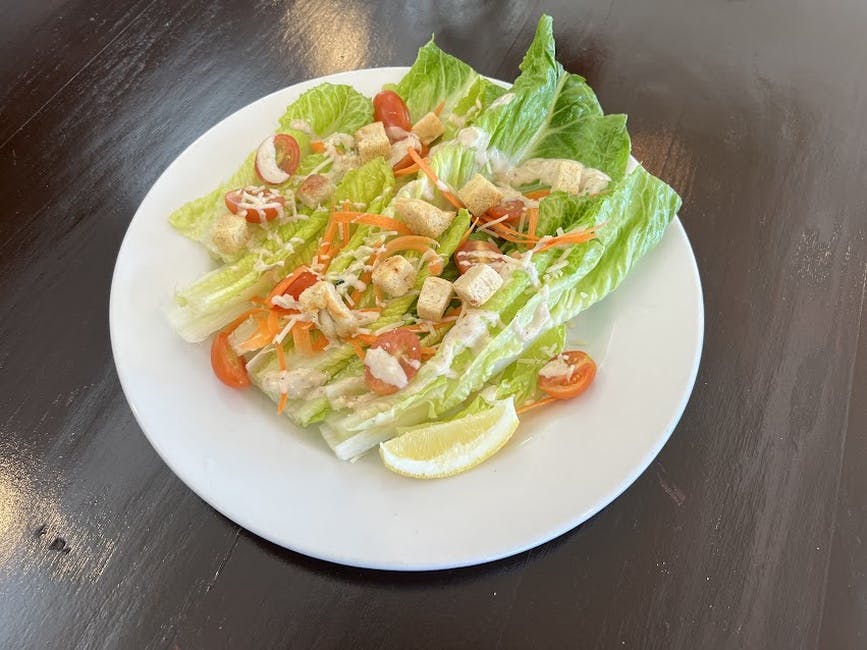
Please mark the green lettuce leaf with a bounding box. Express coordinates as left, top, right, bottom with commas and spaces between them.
321, 165, 679, 458
278, 83, 372, 137
168, 159, 395, 342
393, 39, 481, 123
473, 16, 630, 179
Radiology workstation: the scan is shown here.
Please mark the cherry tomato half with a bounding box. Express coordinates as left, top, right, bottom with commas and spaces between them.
373, 90, 412, 139
283, 270, 318, 300
225, 186, 286, 223
486, 199, 525, 227
364, 329, 422, 395
255, 133, 300, 184
454, 239, 503, 274
211, 331, 250, 388
538, 350, 596, 400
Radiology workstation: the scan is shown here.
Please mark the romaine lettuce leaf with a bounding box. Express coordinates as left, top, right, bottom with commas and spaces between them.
278, 83, 373, 137
168, 159, 395, 342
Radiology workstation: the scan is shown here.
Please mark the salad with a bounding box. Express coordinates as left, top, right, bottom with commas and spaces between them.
166, 16, 682, 478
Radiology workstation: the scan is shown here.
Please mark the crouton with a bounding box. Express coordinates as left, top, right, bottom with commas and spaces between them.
417, 276, 454, 322
580, 168, 611, 196
457, 174, 503, 216
211, 213, 249, 256
550, 160, 585, 195
411, 111, 444, 146
452, 263, 503, 307
372, 255, 416, 298
393, 198, 455, 239
297, 174, 334, 209
354, 121, 391, 163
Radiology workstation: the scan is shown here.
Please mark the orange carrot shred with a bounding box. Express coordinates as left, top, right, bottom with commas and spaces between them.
527, 207, 539, 239
534, 229, 598, 253
311, 141, 326, 154
433, 100, 446, 116
276, 343, 287, 371
394, 162, 421, 177
331, 211, 412, 235
516, 395, 559, 414
524, 188, 550, 200
277, 392, 288, 414
292, 323, 313, 355
349, 339, 366, 360
407, 148, 465, 210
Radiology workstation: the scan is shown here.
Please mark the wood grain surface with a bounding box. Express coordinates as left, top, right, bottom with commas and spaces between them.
1, 0, 865, 647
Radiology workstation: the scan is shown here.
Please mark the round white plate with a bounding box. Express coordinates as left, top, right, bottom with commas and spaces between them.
110, 67, 703, 571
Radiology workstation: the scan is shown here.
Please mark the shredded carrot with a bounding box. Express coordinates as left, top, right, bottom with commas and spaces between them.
331, 211, 412, 235
394, 162, 421, 176
370, 235, 443, 276
524, 188, 550, 200
349, 339, 367, 360
534, 229, 598, 253
311, 141, 326, 154
340, 220, 350, 244
277, 393, 288, 415
276, 344, 287, 370
433, 100, 446, 116
405, 320, 453, 333
527, 207, 539, 239
250, 296, 270, 306
292, 323, 313, 355
516, 395, 559, 414
220, 308, 267, 335
420, 346, 438, 359
458, 217, 480, 247
350, 333, 379, 345
311, 332, 329, 352
407, 148, 464, 210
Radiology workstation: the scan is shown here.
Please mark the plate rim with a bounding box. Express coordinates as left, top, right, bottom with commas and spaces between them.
110, 66, 704, 571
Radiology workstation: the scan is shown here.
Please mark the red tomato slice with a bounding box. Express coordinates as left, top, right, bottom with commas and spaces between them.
224, 186, 286, 223
454, 239, 503, 274
538, 350, 596, 400
255, 134, 300, 184
364, 329, 422, 395
373, 90, 412, 140
283, 270, 318, 300
211, 331, 250, 388
486, 199, 525, 226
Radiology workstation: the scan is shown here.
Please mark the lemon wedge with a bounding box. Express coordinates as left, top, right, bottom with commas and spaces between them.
379, 398, 519, 479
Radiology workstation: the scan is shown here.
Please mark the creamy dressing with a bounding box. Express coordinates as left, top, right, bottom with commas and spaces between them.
512, 289, 552, 343
388, 133, 421, 167
289, 119, 313, 135
500, 157, 566, 187
262, 367, 327, 398
364, 347, 408, 388
489, 92, 515, 109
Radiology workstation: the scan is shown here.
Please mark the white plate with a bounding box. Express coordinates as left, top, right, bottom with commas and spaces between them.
110, 67, 703, 571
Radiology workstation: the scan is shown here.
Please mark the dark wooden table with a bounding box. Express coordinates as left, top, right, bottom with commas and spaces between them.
2, 0, 866, 647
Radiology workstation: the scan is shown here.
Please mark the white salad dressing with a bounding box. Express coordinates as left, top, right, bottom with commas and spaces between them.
364, 347, 408, 389
288, 119, 314, 135
261, 367, 327, 398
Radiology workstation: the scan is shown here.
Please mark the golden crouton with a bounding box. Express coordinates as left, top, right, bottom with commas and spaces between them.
411, 112, 445, 146
417, 276, 454, 322
354, 122, 391, 163
452, 263, 503, 307
394, 198, 455, 239
211, 213, 249, 256
457, 174, 503, 216
372, 255, 417, 298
